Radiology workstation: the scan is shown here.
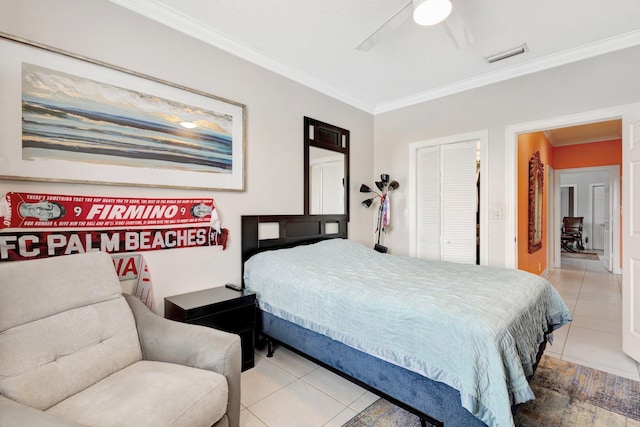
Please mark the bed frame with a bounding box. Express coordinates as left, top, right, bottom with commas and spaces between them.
241, 214, 545, 427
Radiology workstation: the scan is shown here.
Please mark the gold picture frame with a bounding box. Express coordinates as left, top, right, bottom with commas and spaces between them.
528, 151, 544, 254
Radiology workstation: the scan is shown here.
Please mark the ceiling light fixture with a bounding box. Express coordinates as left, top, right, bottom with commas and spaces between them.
180, 121, 197, 129
412, 0, 452, 26
485, 44, 529, 64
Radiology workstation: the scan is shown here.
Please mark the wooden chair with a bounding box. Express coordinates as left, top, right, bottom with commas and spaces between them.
561, 216, 584, 252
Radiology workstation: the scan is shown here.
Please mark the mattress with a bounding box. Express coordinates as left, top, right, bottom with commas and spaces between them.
244, 239, 572, 427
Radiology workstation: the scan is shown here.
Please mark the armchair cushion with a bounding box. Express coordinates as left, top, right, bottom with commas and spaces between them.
46, 361, 228, 427
125, 294, 241, 427
0, 253, 141, 410
0, 396, 85, 427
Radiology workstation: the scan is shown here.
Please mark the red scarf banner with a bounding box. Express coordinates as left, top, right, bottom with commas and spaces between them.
0, 192, 215, 229
112, 254, 155, 310
133, 255, 155, 310
0, 225, 228, 262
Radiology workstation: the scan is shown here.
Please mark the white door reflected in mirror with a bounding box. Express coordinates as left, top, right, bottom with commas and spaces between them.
309, 146, 344, 215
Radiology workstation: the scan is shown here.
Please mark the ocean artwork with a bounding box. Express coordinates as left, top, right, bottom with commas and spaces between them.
21, 63, 233, 174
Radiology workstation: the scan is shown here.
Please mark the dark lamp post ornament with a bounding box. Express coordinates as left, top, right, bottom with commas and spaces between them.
360, 174, 399, 253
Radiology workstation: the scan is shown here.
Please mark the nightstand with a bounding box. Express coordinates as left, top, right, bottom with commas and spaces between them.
164, 287, 256, 371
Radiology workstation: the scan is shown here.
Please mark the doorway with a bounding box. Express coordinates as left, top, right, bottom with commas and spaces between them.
506, 109, 623, 273
505, 103, 640, 363
553, 166, 618, 272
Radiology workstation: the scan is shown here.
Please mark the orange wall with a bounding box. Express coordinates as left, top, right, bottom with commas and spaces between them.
554, 139, 622, 169
518, 132, 553, 274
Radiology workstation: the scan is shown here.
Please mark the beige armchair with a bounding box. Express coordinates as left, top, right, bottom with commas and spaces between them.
0, 251, 241, 427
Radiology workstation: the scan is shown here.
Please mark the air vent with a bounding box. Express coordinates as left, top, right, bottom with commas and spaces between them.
485, 43, 528, 64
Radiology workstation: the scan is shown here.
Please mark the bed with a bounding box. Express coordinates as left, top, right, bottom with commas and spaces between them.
241, 215, 572, 427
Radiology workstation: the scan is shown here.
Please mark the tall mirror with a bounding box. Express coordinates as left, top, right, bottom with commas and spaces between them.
304, 117, 349, 219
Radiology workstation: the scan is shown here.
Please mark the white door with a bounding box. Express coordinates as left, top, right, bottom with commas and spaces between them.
319, 160, 344, 214
602, 182, 612, 272
622, 108, 640, 363
416, 145, 442, 259
309, 154, 344, 215
592, 184, 605, 250
441, 141, 477, 264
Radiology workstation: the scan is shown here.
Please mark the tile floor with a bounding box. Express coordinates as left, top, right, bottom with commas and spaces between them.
239, 256, 640, 427
543, 255, 640, 381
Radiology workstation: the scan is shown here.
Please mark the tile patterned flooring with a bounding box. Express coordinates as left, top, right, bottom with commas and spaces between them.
239, 257, 640, 426
543, 256, 639, 381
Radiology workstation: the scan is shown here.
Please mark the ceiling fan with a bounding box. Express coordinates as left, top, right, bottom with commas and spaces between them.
356, 0, 474, 52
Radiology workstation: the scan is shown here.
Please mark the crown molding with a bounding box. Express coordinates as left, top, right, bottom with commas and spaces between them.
374, 29, 640, 114
108, 0, 375, 113
110, 1, 640, 116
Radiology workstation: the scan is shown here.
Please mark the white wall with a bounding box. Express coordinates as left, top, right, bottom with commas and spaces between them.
374, 45, 640, 266
0, 0, 373, 314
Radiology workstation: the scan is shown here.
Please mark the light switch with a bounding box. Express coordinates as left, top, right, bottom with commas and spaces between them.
489, 208, 502, 219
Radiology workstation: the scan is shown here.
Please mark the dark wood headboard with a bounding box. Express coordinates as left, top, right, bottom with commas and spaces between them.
241, 214, 347, 285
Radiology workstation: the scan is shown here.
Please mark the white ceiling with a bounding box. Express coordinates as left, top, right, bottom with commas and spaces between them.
110, 0, 640, 114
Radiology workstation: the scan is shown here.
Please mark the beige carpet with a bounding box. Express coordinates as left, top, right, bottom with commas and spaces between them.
343, 356, 640, 427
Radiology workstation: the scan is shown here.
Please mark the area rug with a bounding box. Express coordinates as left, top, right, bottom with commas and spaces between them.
343, 356, 640, 427
561, 251, 600, 260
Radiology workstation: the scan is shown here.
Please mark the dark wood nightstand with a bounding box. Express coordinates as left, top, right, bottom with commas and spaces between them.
164, 287, 257, 371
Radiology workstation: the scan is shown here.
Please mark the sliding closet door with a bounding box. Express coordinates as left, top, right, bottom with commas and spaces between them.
415, 140, 477, 264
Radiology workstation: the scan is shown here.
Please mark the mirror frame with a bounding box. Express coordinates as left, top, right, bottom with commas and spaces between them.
304, 116, 350, 220
527, 151, 544, 254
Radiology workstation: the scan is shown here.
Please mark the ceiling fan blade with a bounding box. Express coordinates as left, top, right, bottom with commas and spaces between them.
441, 7, 474, 49
356, 0, 413, 52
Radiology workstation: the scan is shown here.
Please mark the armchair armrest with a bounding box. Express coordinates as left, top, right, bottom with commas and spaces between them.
0, 395, 86, 427
124, 294, 241, 427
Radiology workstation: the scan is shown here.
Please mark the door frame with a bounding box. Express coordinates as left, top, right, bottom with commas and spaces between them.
505, 104, 633, 270
546, 164, 555, 274
551, 166, 619, 272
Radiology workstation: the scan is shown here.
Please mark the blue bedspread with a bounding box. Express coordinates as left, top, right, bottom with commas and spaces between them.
244, 239, 572, 427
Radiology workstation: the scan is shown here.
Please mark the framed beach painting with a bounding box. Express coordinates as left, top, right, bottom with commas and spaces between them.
0, 34, 245, 191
